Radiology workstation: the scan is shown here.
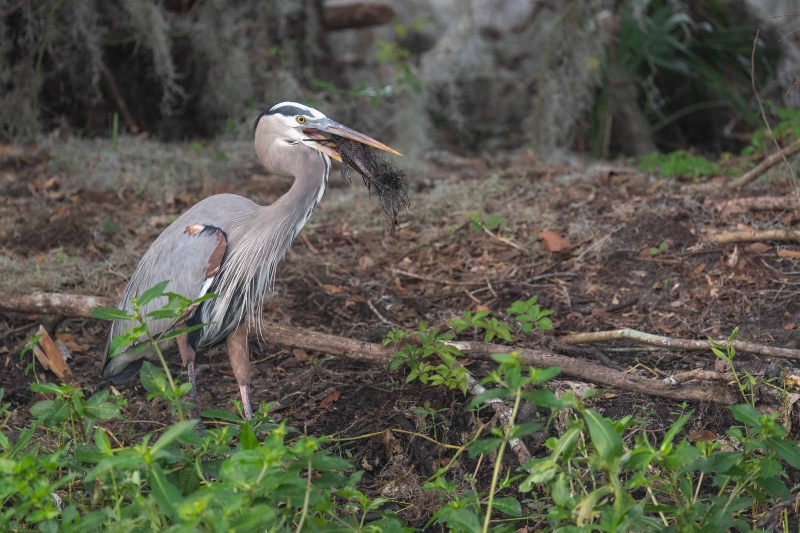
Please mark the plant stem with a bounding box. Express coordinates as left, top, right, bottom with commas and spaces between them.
146, 328, 183, 421
482, 386, 522, 533
295, 456, 313, 533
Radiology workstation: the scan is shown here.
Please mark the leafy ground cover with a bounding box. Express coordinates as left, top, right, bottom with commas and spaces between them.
3, 138, 800, 530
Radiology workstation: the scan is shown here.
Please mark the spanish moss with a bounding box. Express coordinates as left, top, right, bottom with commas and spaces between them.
331, 134, 409, 237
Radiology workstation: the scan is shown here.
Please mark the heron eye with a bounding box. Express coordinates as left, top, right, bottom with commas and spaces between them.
296, 116, 306, 124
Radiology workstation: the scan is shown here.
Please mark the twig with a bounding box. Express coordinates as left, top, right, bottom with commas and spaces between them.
100, 66, 140, 134
393, 269, 487, 286
366, 300, 402, 328
559, 328, 800, 360
747, 29, 799, 197
711, 196, 800, 215
299, 229, 319, 254
711, 229, 800, 244
482, 227, 529, 255
731, 138, 800, 189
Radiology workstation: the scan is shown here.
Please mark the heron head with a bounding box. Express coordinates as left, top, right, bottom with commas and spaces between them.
253, 102, 401, 168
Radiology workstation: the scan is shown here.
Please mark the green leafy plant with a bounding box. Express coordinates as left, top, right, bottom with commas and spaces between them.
420, 331, 800, 532
466, 212, 509, 233
710, 326, 758, 407
19, 333, 43, 377
449, 310, 513, 343
91, 280, 216, 420
387, 322, 470, 394
592, 0, 769, 157
638, 150, 724, 178
650, 240, 670, 256
507, 296, 554, 332
743, 105, 800, 156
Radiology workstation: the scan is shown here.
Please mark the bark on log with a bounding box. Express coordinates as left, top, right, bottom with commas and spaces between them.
711, 229, 800, 245
0, 290, 738, 403
324, 0, 394, 30
0, 291, 115, 318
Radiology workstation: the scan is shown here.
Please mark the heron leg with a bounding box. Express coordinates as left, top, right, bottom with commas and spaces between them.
177, 334, 203, 424
226, 324, 253, 420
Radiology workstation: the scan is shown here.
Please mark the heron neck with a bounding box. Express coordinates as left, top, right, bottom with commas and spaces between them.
270, 149, 330, 239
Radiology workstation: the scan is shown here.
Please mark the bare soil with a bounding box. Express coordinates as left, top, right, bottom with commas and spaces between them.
2, 141, 800, 526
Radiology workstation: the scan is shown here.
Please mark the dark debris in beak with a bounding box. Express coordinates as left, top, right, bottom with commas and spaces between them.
330, 134, 409, 237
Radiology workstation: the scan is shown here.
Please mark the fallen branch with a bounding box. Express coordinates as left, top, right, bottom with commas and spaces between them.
731, 137, 800, 189
559, 328, 800, 360
0, 291, 115, 318
711, 196, 800, 216
711, 229, 800, 244
100, 66, 140, 134
323, 1, 394, 30
0, 291, 738, 403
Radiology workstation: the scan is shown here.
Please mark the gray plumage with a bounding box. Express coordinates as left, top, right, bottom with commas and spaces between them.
101, 101, 399, 420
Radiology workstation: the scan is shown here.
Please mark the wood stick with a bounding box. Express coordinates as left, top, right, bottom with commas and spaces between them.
100, 67, 140, 134
711, 229, 800, 244
559, 328, 800, 360
323, 1, 394, 31
711, 196, 800, 215
0, 291, 738, 403
0, 291, 115, 318
731, 138, 800, 189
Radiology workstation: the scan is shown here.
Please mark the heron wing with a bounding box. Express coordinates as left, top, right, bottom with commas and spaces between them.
102, 194, 257, 381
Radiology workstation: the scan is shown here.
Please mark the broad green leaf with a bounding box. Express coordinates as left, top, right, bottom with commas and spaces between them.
467, 388, 510, 409
29, 382, 66, 395
200, 409, 243, 423
662, 411, 693, 450
29, 399, 56, 419
730, 404, 762, 430
160, 323, 211, 341
94, 427, 112, 455
191, 292, 218, 305
136, 280, 170, 308
469, 437, 502, 457
140, 361, 166, 394
145, 309, 183, 320
148, 462, 183, 519
766, 437, 800, 469
108, 334, 133, 358
583, 408, 623, 463
492, 496, 522, 517
239, 423, 258, 450
151, 420, 197, 455
756, 476, 791, 500
440, 508, 481, 532
91, 306, 135, 321
508, 421, 543, 440
310, 454, 351, 471
531, 366, 561, 383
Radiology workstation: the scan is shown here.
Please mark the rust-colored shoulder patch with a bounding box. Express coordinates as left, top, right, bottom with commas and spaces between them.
205, 228, 227, 278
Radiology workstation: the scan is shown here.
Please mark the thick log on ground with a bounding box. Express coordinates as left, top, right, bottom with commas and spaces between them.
0, 291, 115, 318
0, 290, 737, 404
324, 0, 394, 30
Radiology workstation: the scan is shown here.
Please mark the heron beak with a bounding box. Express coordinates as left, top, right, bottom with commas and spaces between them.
303, 119, 402, 162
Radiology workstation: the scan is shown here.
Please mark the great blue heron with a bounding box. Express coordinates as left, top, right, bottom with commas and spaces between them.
102, 102, 400, 420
